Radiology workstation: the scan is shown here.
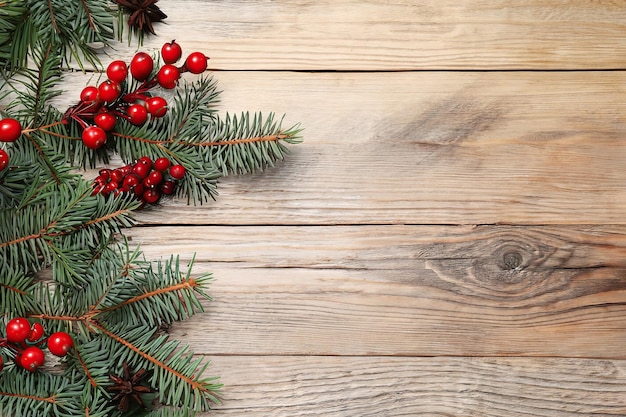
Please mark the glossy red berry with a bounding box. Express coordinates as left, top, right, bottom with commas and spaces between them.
27, 322, 45, 343
106, 60, 128, 83
169, 164, 186, 180
153, 157, 171, 172
157, 64, 180, 89
0, 149, 8, 171
132, 162, 150, 178
133, 183, 145, 197
130, 52, 154, 81
80, 86, 99, 103
47, 332, 74, 357
127, 104, 148, 126
6, 317, 30, 343
123, 174, 141, 188
142, 188, 161, 204
137, 156, 152, 168
185, 52, 208, 74
19, 346, 45, 372
146, 96, 168, 117
94, 112, 117, 131
110, 169, 125, 183
98, 80, 121, 103
0, 355, 3, 372
82, 126, 107, 150
0, 118, 22, 142
161, 40, 182, 64
160, 180, 176, 195
146, 170, 163, 187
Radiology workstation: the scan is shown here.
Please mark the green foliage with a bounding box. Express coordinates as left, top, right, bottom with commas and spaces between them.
0, 0, 301, 415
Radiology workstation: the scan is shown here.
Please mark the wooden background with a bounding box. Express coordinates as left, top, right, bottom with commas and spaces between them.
59, 1, 626, 415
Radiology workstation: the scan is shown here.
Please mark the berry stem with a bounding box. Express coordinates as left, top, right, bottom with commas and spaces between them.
21, 120, 66, 134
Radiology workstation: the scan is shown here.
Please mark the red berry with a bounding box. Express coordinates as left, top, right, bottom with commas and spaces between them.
157, 64, 180, 89
80, 86, 99, 103
27, 322, 45, 343
146, 96, 168, 117
123, 173, 141, 188
160, 180, 176, 195
19, 346, 45, 372
6, 317, 30, 343
0, 118, 22, 142
106, 60, 128, 83
132, 162, 150, 178
47, 332, 73, 357
133, 183, 145, 197
161, 40, 182, 64
142, 188, 161, 204
137, 156, 152, 168
82, 126, 107, 150
110, 169, 124, 183
169, 164, 186, 180
153, 157, 171, 172
0, 149, 8, 171
0, 355, 3, 372
146, 170, 163, 186
127, 104, 148, 126
94, 112, 116, 131
98, 168, 111, 179
185, 52, 208, 74
98, 80, 121, 103
130, 52, 154, 81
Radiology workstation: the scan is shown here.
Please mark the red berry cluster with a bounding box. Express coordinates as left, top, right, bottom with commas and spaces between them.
92, 156, 186, 205
64, 40, 209, 150
0, 317, 74, 373
0, 117, 22, 171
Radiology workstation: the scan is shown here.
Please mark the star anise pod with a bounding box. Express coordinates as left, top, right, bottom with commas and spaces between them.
108, 362, 154, 412
115, 0, 167, 35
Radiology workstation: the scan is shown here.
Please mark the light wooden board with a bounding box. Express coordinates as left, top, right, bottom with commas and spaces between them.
126, 224, 626, 358
201, 356, 626, 416
163, 70, 626, 226
31, 1, 626, 414
106, 0, 626, 70
53, 70, 626, 226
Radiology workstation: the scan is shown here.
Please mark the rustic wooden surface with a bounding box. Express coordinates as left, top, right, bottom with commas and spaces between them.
60, 1, 626, 415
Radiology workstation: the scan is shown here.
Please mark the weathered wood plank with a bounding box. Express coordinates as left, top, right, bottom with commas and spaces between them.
201, 356, 626, 416
111, 0, 626, 71
52, 70, 626, 225
127, 225, 626, 358
100, 70, 626, 226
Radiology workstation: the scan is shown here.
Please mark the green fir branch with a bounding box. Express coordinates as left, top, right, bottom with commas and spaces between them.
201, 111, 303, 176
0, 178, 138, 276
0, 266, 38, 317
97, 323, 221, 411
97, 255, 212, 328
0, 369, 86, 417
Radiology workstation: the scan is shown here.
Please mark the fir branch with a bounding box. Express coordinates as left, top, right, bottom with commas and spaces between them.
94, 323, 221, 410
46, 0, 61, 35
0, 179, 138, 277
0, 370, 86, 416
0, 266, 37, 316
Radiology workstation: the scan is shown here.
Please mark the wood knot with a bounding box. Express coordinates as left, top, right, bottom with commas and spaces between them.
500, 251, 523, 270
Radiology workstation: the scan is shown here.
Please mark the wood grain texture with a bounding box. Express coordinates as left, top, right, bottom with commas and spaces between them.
106, 0, 626, 70
126, 225, 626, 358
50, 70, 626, 225
201, 356, 626, 416
45, 1, 626, 414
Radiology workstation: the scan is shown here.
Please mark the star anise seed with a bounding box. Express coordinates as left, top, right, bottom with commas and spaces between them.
108, 362, 154, 412
115, 0, 167, 35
